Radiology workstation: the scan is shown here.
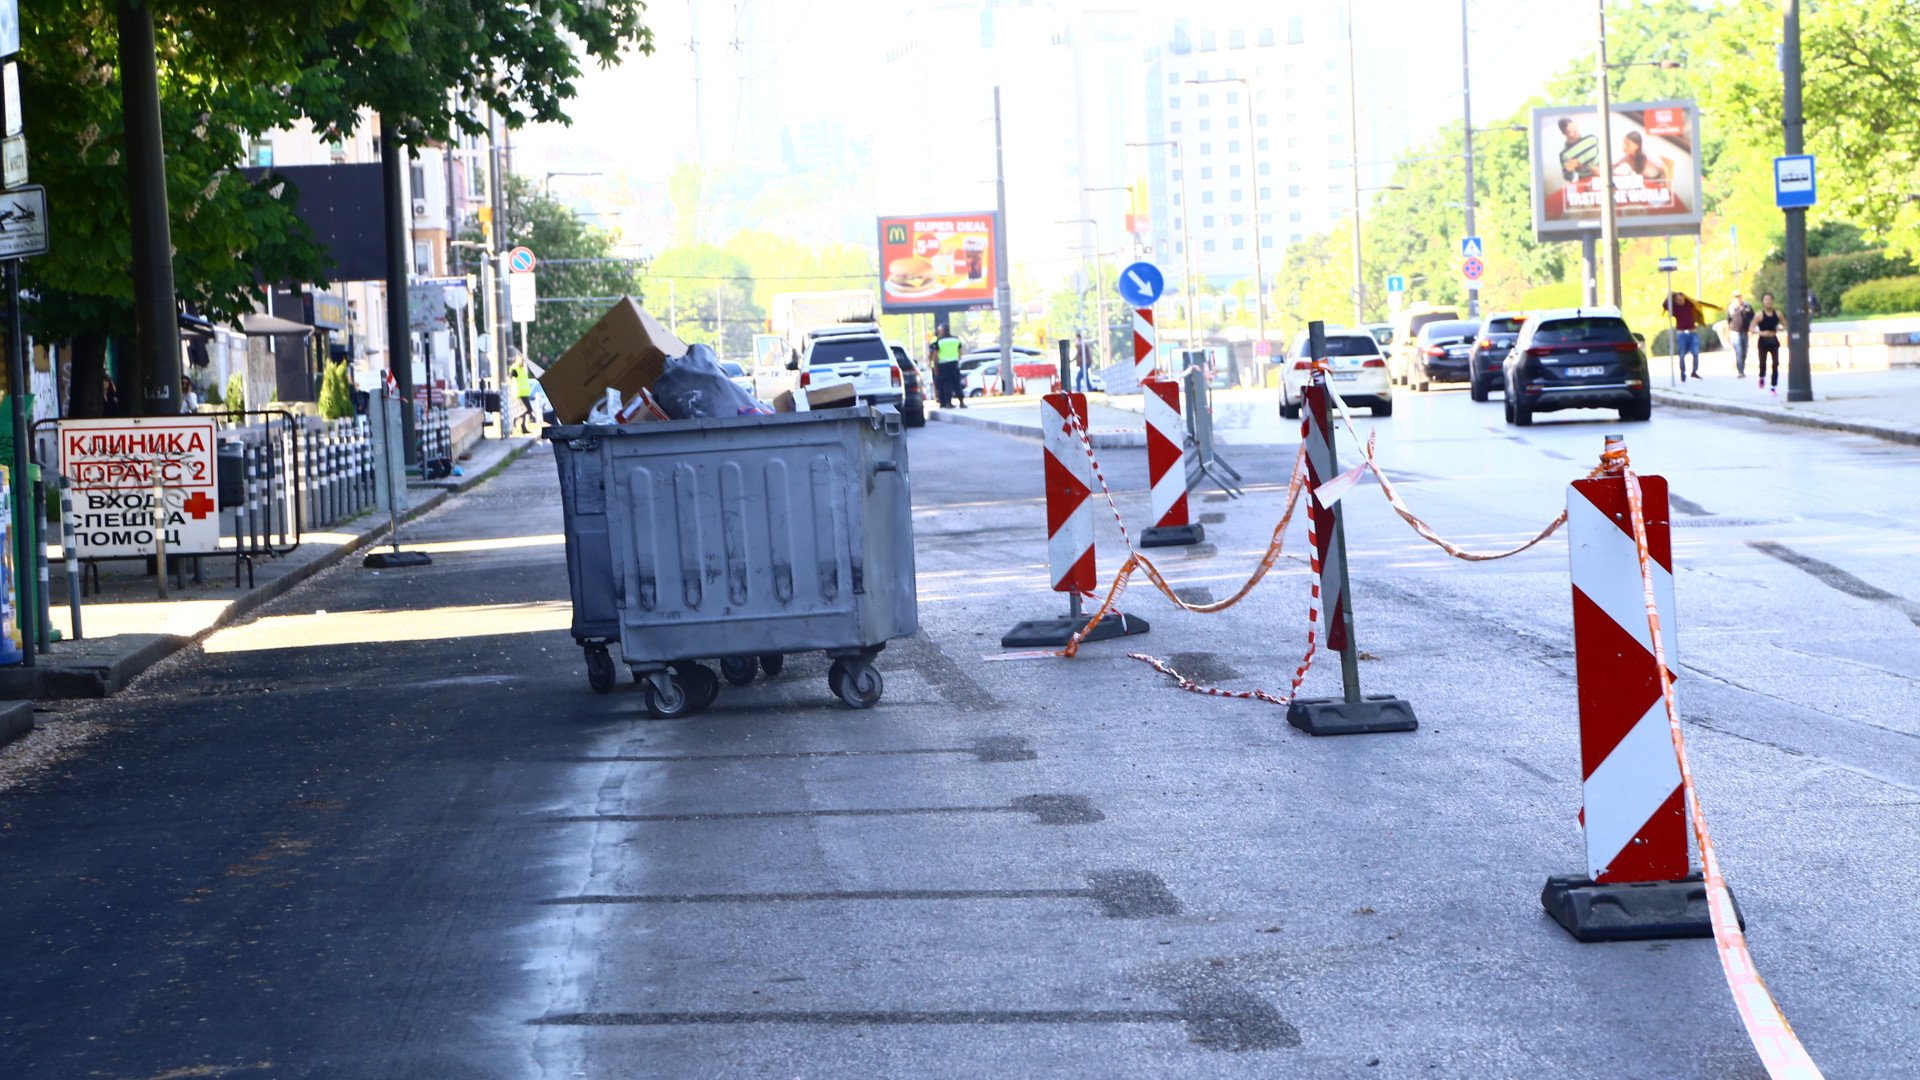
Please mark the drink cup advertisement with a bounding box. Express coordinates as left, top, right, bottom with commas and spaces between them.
876, 212, 1000, 314
1530, 100, 1702, 241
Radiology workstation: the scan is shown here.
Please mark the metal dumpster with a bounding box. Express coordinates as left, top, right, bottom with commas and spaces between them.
548, 433, 621, 656
545, 406, 916, 715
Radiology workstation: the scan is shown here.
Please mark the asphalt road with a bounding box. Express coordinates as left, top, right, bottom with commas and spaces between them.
1, 388, 1914, 1079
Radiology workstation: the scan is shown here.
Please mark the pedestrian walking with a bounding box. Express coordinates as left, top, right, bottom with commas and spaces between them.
509, 356, 542, 433
1754, 292, 1784, 394
1663, 290, 1703, 379
179, 376, 200, 414
1725, 291, 1755, 378
1073, 333, 1091, 392
934, 326, 965, 409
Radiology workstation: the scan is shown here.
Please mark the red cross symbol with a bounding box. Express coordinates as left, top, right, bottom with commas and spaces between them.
182, 491, 216, 520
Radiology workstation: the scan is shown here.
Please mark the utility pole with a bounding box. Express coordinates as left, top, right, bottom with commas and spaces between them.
1595, 0, 1623, 308
1782, 0, 1812, 402
118, 2, 181, 417
994, 86, 1016, 396
380, 120, 418, 463
1460, 0, 1479, 318
1346, 1, 1365, 325
487, 109, 510, 430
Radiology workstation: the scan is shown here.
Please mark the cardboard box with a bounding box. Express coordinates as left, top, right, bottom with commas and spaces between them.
539, 299, 687, 424
771, 390, 798, 413
805, 382, 857, 410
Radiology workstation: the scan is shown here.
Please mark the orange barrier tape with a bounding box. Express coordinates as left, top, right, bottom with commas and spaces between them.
1620, 460, 1822, 1078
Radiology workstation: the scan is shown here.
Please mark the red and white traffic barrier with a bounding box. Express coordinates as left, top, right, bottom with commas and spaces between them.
1543, 440, 1714, 940
1000, 392, 1149, 648
1132, 307, 1156, 384
1139, 376, 1203, 547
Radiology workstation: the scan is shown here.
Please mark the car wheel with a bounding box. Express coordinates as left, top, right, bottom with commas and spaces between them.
1503, 391, 1515, 424
1469, 378, 1488, 403
1278, 396, 1300, 421
904, 405, 927, 428
1620, 395, 1653, 422
1512, 394, 1534, 427
1372, 401, 1393, 418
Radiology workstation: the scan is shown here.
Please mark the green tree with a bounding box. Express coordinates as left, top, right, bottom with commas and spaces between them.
485, 175, 645, 361
643, 246, 761, 360
317, 359, 355, 419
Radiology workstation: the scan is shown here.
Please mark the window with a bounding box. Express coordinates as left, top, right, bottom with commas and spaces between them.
1289, 161, 1302, 172
1175, 241, 1185, 254
1200, 166, 1213, 179
1173, 193, 1182, 206
1286, 137, 1298, 148
1171, 168, 1183, 181
412, 240, 432, 276
1197, 93, 1210, 106
1231, 188, 1244, 202
1203, 214, 1216, 227
1329, 133, 1346, 145
1260, 26, 1276, 46
1169, 73, 1181, 85
1259, 187, 1271, 200
1202, 191, 1215, 203
1291, 233, 1303, 242
1229, 29, 1245, 49
1228, 140, 1241, 154
1288, 185, 1302, 197
1229, 164, 1242, 178
1257, 138, 1270, 151
1260, 212, 1272, 224
1285, 87, 1297, 99
1173, 216, 1183, 229
1198, 118, 1211, 131
1233, 237, 1246, 251
1263, 235, 1274, 249
1227, 90, 1239, 105
1287, 15, 1304, 43
1231, 213, 1245, 226
327, 140, 346, 165
1329, 182, 1346, 194
1169, 95, 1181, 109
1201, 29, 1216, 50
1327, 109, 1339, 120
1200, 142, 1213, 156
1203, 239, 1217, 252
1289, 210, 1303, 222
1256, 113, 1269, 127
1170, 120, 1183, 133
248, 139, 274, 168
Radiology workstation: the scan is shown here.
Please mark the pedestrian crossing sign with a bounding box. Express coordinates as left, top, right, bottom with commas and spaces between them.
1461, 236, 1483, 260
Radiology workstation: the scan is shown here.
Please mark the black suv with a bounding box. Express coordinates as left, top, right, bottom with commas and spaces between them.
887, 342, 928, 427
1501, 309, 1652, 426
1408, 319, 1480, 392
1470, 312, 1526, 401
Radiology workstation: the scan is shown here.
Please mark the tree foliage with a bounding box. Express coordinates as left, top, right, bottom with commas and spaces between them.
484, 175, 646, 362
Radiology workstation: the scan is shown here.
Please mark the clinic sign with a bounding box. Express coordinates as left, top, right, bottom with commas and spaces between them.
59, 416, 222, 557
1529, 100, 1704, 241
876, 211, 1001, 315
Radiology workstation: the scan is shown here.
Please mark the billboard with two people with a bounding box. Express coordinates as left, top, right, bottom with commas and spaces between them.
876, 212, 1000, 315
1531, 100, 1703, 240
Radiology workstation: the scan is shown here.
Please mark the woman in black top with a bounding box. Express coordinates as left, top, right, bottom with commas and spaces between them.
1754, 292, 1784, 393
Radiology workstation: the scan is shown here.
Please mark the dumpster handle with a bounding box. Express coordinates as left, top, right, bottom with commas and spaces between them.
873, 461, 899, 474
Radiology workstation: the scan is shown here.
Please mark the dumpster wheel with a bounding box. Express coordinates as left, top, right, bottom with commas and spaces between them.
641, 671, 692, 718
759, 653, 785, 678
585, 646, 616, 694
829, 658, 884, 709
720, 655, 758, 686
672, 661, 722, 713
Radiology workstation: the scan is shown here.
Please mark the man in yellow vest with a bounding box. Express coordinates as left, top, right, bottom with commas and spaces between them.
509, 357, 539, 433
934, 326, 965, 409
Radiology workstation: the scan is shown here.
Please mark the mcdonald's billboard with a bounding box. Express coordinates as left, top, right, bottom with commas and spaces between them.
876, 211, 1000, 314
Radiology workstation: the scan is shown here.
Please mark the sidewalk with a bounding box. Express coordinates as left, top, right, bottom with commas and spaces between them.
929, 395, 1149, 447
1649, 346, 1920, 445
0, 432, 538, 739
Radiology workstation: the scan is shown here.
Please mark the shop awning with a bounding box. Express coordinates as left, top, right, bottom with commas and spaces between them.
240, 313, 315, 338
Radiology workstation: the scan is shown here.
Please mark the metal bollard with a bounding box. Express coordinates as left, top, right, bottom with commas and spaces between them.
232, 443, 250, 555
58, 476, 82, 640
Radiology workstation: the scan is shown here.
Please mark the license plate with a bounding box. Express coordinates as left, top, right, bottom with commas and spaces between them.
1564, 365, 1605, 377
1331, 372, 1359, 381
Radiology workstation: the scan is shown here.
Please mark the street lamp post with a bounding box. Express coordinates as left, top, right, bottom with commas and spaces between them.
1188, 76, 1266, 374
1595, 0, 1623, 308
1460, 0, 1478, 318
1058, 218, 1108, 373
1127, 140, 1198, 355
1345, 0, 1366, 326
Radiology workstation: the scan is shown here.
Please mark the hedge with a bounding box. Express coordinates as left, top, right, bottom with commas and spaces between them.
1749, 250, 1915, 316
1839, 275, 1920, 317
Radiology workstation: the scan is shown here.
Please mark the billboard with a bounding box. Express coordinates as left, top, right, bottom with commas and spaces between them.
1531, 100, 1703, 241
876, 212, 1000, 314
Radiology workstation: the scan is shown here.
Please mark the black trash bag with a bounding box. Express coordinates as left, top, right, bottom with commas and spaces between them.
650, 343, 772, 419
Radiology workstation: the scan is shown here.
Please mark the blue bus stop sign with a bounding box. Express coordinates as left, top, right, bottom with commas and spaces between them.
1117, 261, 1165, 309
1775, 155, 1816, 210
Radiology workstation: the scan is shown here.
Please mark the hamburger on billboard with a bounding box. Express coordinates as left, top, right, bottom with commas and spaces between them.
1531, 100, 1703, 241
877, 212, 1000, 314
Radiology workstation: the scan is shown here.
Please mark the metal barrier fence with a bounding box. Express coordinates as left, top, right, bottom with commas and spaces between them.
419, 406, 453, 478
1181, 363, 1245, 499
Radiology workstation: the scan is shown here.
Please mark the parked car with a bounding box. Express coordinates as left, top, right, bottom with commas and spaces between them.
1469, 312, 1527, 401
886, 341, 928, 427
1278, 327, 1393, 420
1365, 322, 1394, 349
964, 361, 1000, 398
1386, 304, 1462, 385
799, 325, 904, 409
718, 360, 754, 398
1502, 308, 1652, 426
1407, 318, 1482, 392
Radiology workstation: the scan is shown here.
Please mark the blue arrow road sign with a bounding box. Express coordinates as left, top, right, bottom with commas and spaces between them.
1117, 261, 1165, 308
1775, 155, 1816, 210
1386, 275, 1406, 293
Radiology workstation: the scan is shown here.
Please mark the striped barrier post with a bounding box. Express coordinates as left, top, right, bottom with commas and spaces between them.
1287, 321, 1417, 736
1139, 376, 1203, 547
1132, 307, 1156, 385
1001, 392, 1149, 648
1542, 437, 1723, 941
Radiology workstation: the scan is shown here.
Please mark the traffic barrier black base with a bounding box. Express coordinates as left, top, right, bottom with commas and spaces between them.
1001, 612, 1150, 649
363, 549, 433, 569
1540, 872, 1735, 943
1140, 523, 1206, 548
1286, 694, 1418, 736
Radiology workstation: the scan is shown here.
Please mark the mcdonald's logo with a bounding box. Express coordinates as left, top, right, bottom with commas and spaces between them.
886, 224, 908, 244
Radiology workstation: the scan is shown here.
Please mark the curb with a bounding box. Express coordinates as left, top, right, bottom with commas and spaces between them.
1650, 390, 1920, 447
931, 407, 1146, 448
0, 439, 536, 710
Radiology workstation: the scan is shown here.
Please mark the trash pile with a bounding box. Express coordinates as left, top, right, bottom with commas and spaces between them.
539, 298, 856, 425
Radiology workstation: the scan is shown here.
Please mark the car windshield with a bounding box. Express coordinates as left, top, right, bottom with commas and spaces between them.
1486, 317, 1525, 335
808, 337, 890, 365
1421, 321, 1481, 341
1294, 335, 1380, 357
718, 361, 745, 377
1532, 317, 1632, 345
1406, 312, 1459, 338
